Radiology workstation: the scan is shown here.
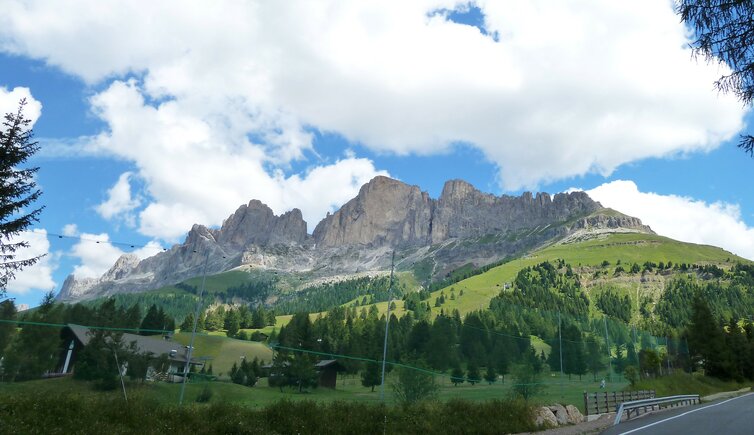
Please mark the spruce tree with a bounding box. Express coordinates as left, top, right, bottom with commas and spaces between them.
450, 365, 465, 386
484, 365, 497, 385
0, 99, 44, 295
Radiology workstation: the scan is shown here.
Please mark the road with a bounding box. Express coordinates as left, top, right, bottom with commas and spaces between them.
602, 393, 754, 435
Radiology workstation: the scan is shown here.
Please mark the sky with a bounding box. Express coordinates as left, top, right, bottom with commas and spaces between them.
1, 1, 753, 308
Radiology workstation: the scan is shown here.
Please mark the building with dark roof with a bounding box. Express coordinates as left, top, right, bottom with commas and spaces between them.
58, 324, 203, 382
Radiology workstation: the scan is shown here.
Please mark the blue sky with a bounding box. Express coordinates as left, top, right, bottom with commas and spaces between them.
1, 1, 753, 308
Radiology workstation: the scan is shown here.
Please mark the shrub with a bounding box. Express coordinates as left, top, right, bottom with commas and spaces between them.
196, 385, 213, 403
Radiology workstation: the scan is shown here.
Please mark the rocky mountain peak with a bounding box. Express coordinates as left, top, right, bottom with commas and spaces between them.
313, 176, 432, 248
215, 200, 307, 249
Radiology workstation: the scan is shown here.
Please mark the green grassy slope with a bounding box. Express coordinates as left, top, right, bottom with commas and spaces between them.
172, 332, 273, 376
424, 233, 746, 317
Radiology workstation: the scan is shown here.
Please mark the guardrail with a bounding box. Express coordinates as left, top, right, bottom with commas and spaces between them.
584, 390, 655, 415
613, 394, 700, 426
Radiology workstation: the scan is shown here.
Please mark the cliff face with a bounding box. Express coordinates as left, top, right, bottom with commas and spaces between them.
313, 176, 433, 248
215, 200, 308, 248
312, 177, 603, 248
57, 176, 652, 302
430, 179, 601, 243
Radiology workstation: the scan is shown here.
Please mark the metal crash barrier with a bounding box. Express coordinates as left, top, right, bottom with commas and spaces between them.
613, 394, 700, 426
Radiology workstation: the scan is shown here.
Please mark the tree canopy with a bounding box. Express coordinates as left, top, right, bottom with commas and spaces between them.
678, 0, 754, 155
0, 99, 43, 295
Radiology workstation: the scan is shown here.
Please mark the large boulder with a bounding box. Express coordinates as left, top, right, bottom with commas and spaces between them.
548, 404, 569, 425
534, 407, 558, 427
565, 404, 584, 424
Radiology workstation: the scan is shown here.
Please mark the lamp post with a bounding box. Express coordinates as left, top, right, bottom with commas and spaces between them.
379, 251, 396, 402
179, 250, 210, 405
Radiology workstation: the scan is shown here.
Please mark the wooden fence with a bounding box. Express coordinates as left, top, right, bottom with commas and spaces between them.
583, 390, 655, 415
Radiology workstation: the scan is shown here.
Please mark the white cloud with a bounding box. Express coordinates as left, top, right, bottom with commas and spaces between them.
62, 223, 78, 236
586, 180, 754, 261
70, 232, 165, 278
96, 171, 141, 224
0, 86, 42, 127
0, 1, 747, 237
5, 229, 56, 294
70, 233, 124, 279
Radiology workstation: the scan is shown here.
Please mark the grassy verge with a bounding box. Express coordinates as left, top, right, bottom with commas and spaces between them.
628, 372, 754, 398
0, 388, 538, 434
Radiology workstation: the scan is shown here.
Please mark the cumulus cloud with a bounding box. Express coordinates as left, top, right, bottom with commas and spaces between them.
69, 232, 164, 279
0, 86, 42, 126
585, 180, 754, 261
96, 171, 141, 225
0, 1, 746, 237
62, 223, 78, 236
5, 229, 56, 294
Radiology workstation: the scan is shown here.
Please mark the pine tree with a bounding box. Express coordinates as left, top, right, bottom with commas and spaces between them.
361, 361, 381, 392
484, 365, 497, 385
0, 299, 17, 359
0, 99, 44, 295
450, 365, 465, 386
467, 363, 481, 385
180, 312, 195, 332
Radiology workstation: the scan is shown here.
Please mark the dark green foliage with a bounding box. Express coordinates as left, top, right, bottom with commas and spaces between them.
484, 365, 497, 385
624, 365, 639, 387
72, 330, 125, 390
511, 363, 543, 401
686, 294, 730, 379
466, 363, 481, 385
180, 312, 195, 332
450, 365, 465, 386
2, 292, 62, 381
491, 262, 589, 323
361, 362, 381, 392
596, 288, 631, 323
225, 309, 240, 337
0, 99, 44, 294
586, 335, 604, 381
139, 304, 174, 335
0, 393, 539, 435
655, 273, 754, 329
276, 276, 392, 314
678, 0, 754, 154
0, 299, 16, 360
391, 362, 438, 405
195, 385, 213, 403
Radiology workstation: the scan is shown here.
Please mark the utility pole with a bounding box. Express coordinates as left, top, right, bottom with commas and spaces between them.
380, 251, 396, 402
179, 250, 210, 405
603, 316, 612, 382
558, 311, 564, 398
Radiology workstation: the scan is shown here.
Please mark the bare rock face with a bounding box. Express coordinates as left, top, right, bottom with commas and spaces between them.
57, 176, 653, 302
313, 176, 433, 248
431, 179, 602, 243
215, 200, 308, 248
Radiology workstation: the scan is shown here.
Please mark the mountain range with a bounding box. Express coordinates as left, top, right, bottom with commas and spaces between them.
57, 176, 652, 302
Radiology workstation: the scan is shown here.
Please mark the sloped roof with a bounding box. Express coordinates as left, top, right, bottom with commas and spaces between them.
66, 324, 200, 364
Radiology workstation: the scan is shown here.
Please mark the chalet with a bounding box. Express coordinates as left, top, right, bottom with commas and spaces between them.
57, 324, 203, 382
314, 359, 345, 389
261, 359, 346, 389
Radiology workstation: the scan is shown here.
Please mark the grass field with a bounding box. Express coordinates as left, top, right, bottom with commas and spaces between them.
172, 332, 273, 376
0, 370, 625, 412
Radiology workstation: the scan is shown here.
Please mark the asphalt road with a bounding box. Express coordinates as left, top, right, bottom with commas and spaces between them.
601, 393, 754, 435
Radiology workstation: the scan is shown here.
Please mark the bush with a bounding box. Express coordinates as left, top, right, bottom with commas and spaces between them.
0, 389, 542, 434
392, 364, 438, 406
195, 385, 213, 403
